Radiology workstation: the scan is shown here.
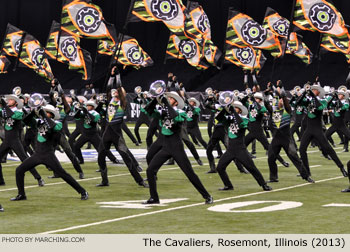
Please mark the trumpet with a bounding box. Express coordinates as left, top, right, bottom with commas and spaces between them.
28, 93, 45, 109
294, 86, 301, 93
205, 87, 213, 97
338, 85, 347, 93
233, 90, 240, 97
70, 89, 76, 96
149, 80, 166, 98
245, 88, 252, 95
304, 83, 311, 91
219, 91, 235, 107
134, 86, 142, 95
13, 86, 22, 96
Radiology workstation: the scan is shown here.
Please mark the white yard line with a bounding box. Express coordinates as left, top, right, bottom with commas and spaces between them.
39, 174, 345, 234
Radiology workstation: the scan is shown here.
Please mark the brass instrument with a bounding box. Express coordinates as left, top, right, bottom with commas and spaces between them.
28, 93, 45, 109
245, 88, 252, 95
304, 83, 311, 91
233, 90, 240, 97
294, 86, 301, 93
53, 91, 59, 99
290, 90, 296, 96
330, 87, 335, 94
205, 87, 213, 96
219, 91, 235, 107
134, 86, 142, 95
149, 80, 166, 98
13, 86, 22, 96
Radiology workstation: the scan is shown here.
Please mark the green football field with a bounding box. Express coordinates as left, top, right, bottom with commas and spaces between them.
0, 123, 350, 234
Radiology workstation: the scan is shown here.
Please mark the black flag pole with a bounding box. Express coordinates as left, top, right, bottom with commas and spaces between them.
275, 0, 297, 81
12, 32, 26, 72
314, 33, 324, 80
56, 0, 65, 61
102, 0, 136, 91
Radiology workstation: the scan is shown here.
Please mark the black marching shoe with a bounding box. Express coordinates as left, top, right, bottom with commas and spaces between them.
341, 187, 350, 192
282, 161, 290, 168
267, 179, 279, 183
112, 159, 120, 164
10, 195, 27, 201
340, 167, 348, 177
95, 169, 101, 172
165, 158, 175, 165
79, 173, 85, 179
262, 184, 273, 191
96, 182, 109, 187
37, 179, 45, 187
238, 168, 250, 174
143, 198, 160, 204
81, 191, 89, 200
0, 181, 5, 186
138, 180, 149, 188
136, 166, 143, 172
205, 196, 214, 204
219, 186, 234, 191
207, 162, 217, 173
196, 159, 203, 166
0, 204, 3, 212
343, 149, 349, 152
305, 176, 315, 183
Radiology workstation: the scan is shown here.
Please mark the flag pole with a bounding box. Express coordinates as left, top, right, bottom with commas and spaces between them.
314, 33, 324, 80
56, 0, 65, 61
102, 0, 135, 91
13, 32, 26, 72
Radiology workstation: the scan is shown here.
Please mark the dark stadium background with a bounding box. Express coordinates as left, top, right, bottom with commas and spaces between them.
1, 0, 350, 94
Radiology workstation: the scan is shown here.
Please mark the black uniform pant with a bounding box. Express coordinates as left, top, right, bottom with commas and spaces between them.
188, 126, 208, 149
0, 137, 41, 184
74, 131, 102, 164
15, 151, 85, 196
134, 112, 150, 143
146, 118, 159, 148
58, 133, 82, 174
181, 125, 200, 160
98, 125, 143, 185
206, 125, 228, 165
245, 123, 286, 164
268, 129, 309, 180
290, 114, 303, 140
23, 128, 36, 156
217, 137, 266, 188
326, 120, 350, 150
300, 118, 344, 175
146, 132, 210, 201
68, 128, 81, 150
122, 122, 138, 144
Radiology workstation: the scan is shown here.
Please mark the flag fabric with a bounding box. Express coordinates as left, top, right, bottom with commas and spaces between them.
45, 20, 92, 80
226, 9, 282, 58
97, 35, 154, 69
184, 1, 211, 40
0, 56, 11, 73
19, 34, 55, 82
1, 24, 25, 57
263, 7, 313, 64
61, 0, 117, 42
321, 33, 350, 63
293, 0, 347, 37
224, 43, 266, 73
165, 33, 209, 70
286, 32, 313, 64
183, 1, 221, 67
129, 0, 186, 35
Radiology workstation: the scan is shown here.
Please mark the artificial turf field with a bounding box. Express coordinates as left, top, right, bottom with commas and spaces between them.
0, 123, 350, 234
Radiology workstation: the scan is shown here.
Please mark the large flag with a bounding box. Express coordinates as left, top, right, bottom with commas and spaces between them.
293, 0, 347, 37
320, 33, 350, 63
1, 24, 25, 57
165, 33, 209, 70
184, 1, 211, 40
97, 35, 154, 69
183, 1, 221, 67
19, 34, 55, 82
226, 9, 282, 58
61, 0, 117, 42
263, 7, 313, 64
45, 20, 92, 80
224, 44, 266, 73
128, 0, 186, 35
0, 56, 11, 73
